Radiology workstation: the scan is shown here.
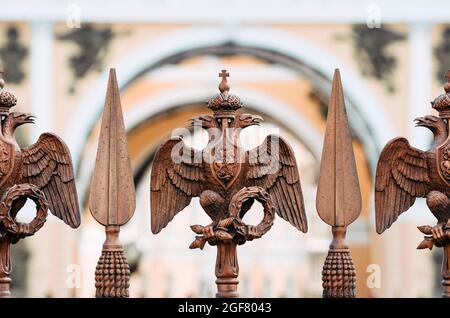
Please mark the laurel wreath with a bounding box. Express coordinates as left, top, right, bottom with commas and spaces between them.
0, 184, 49, 243
189, 186, 275, 249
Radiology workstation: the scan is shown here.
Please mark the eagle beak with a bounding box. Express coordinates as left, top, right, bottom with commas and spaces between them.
251, 115, 264, 125
189, 115, 212, 129
189, 118, 198, 128
240, 114, 263, 127
414, 117, 426, 127
26, 115, 36, 124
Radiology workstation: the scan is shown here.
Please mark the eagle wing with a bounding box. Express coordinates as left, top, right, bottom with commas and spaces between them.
150, 137, 204, 234
22, 133, 81, 228
375, 137, 431, 234
246, 135, 307, 233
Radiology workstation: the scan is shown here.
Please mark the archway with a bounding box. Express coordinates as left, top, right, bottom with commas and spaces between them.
64, 26, 393, 173
73, 26, 377, 297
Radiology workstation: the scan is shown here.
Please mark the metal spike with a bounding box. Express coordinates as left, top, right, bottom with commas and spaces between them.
316, 69, 362, 299
89, 68, 135, 298
316, 69, 361, 227
89, 68, 135, 225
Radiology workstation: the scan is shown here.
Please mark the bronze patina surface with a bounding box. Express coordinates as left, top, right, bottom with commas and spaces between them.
150, 70, 308, 298
316, 69, 361, 298
375, 70, 450, 297
89, 69, 135, 298
0, 70, 81, 297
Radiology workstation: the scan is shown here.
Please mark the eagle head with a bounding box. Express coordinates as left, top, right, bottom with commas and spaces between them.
414, 115, 446, 132
414, 115, 448, 146
236, 113, 264, 129
189, 114, 215, 130
2, 112, 36, 137
11, 112, 36, 126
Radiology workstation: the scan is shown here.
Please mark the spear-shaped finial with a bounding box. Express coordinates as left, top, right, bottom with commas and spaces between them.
89, 68, 135, 298
316, 69, 362, 298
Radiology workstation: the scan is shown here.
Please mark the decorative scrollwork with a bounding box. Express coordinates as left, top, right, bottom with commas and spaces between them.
189, 186, 275, 249
441, 147, 450, 180
214, 162, 236, 183
0, 184, 48, 244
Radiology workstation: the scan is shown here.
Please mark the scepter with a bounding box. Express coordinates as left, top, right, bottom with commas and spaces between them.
316, 69, 362, 298
89, 68, 136, 298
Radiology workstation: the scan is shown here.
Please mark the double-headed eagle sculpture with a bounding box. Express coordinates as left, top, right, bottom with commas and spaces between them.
375, 71, 450, 297
0, 73, 80, 297
151, 70, 307, 297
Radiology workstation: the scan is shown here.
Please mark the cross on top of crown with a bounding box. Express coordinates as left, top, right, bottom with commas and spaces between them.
219, 70, 229, 80
218, 69, 230, 94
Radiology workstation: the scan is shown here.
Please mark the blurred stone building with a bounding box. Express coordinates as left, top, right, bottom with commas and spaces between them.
0, 0, 449, 298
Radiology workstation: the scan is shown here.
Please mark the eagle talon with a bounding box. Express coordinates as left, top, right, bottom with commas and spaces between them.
17, 223, 30, 238
431, 223, 447, 246
202, 224, 215, 240
245, 225, 259, 241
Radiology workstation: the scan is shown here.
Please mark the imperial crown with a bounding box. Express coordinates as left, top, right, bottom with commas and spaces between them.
208, 70, 242, 117
432, 70, 450, 118
0, 72, 17, 116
